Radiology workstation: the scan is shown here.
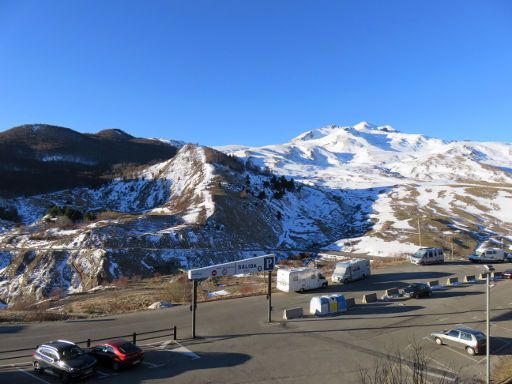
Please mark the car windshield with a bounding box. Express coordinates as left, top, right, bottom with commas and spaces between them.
118, 343, 139, 354
412, 250, 426, 258
60, 346, 84, 361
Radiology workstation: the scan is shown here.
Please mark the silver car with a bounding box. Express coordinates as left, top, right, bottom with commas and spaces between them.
430, 327, 486, 355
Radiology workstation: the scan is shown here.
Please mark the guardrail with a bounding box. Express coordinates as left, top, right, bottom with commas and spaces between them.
0, 325, 177, 362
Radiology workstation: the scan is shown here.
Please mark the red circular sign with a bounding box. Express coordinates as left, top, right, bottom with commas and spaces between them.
211, 270, 217, 277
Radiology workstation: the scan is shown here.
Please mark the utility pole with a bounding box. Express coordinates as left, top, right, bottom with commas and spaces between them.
191, 279, 198, 339
484, 264, 494, 384
417, 217, 422, 247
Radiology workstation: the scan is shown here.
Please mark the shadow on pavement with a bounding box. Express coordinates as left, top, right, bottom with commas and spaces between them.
491, 310, 512, 322
491, 336, 512, 356
0, 351, 251, 384
429, 291, 483, 299
0, 325, 24, 334
65, 318, 117, 323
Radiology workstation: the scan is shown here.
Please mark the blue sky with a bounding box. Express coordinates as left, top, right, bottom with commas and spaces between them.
0, 1, 511, 146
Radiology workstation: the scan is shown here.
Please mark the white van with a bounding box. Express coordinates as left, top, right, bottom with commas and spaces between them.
469, 248, 511, 263
410, 247, 444, 265
276, 268, 328, 292
331, 259, 370, 284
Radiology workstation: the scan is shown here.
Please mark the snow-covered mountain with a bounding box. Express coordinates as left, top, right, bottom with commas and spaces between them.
217, 122, 512, 256
217, 121, 512, 188
1, 121, 512, 303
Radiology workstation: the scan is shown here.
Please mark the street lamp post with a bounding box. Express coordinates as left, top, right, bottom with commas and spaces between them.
484, 264, 495, 384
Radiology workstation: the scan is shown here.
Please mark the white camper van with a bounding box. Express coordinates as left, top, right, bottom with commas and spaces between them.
469, 248, 511, 263
276, 268, 328, 293
331, 259, 371, 284
410, 247, 444, 265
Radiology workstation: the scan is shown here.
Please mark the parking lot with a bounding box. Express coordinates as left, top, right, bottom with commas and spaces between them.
1, 260, 512, 383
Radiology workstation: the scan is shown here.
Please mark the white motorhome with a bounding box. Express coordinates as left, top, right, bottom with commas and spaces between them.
331, 259, 371, 284
410, 247, 444, 265
276, 268, 328, 293
469, 248, 511, 263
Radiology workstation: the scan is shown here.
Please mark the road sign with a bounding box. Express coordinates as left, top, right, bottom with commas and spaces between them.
188, 254, 275, 280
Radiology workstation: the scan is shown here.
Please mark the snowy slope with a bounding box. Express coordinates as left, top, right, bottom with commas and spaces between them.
218, 122, 512, 256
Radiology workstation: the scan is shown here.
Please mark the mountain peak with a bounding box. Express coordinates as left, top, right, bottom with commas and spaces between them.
96, 128, 133, 140
353, 121, 397, 133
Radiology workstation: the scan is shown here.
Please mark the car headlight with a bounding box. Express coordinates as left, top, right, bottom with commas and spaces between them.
69, 367, 77, 372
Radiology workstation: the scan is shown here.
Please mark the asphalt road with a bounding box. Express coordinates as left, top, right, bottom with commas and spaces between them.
1, 260, 512, 383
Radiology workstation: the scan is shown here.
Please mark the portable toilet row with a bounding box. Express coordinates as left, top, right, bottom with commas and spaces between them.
309, 294, 347, 316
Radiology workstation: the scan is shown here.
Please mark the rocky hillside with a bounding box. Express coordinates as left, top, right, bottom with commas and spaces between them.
0, 124, 178, 197
0, 143, 366, 302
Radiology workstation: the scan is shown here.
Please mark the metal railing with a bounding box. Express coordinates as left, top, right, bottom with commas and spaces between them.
0, 325, 177, 362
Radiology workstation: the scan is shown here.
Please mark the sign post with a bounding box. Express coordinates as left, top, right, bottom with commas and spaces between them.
191, 279, 197, 339
188, 254, 275, 338
267, 271, 272, 323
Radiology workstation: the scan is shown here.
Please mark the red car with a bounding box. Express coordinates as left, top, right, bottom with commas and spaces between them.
503, 270, 512, 279
89, 339, 144, 371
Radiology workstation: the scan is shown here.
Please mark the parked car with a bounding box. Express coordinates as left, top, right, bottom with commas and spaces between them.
399, 283, 432, 298
33, 340, 96, 383
89, 339, 144, 371
502, 269, 512, 279
430, 327, 486, 355
410, 247, 444, 265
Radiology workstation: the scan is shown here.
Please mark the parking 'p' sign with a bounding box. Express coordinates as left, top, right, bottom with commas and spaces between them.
188, 254, 276, 280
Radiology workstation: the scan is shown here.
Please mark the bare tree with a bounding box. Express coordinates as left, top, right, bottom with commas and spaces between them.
358, 343, 470, 384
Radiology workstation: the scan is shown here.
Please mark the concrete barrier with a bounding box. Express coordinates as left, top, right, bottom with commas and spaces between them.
446, 277, 459, 285
479, 273, 488, 280
283, 307, 303, 320
384, 288, 400, 297
427, 280, 439, 287
362, 293, 378, 304
346, 297, 356, 308
464, 275, 477, 283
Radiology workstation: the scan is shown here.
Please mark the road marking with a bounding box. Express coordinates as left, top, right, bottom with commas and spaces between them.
442, 345, 479, 363
170, 341, 200, 360
492, 339, 512, 354
160, 339, 173, 349
16, 368, 51, 384
437, 317, 450, 322
141, 361, 165, 369
96, 370, 112, 378
0, 362, 32, 369
170, 346, 200, 360
429, 357, 456, 373
495, 325, 512, 333
472, 316, 481, 321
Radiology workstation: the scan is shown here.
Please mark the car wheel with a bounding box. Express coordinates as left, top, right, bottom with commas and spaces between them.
342, 279, 348, 284
33, 361, 43, 374
466, 347, 476, 355
322, 282, 327, 288
435, 337, 443, 345
299, 287, 305, 293
60, 372, 70, 384
112, 361, 120, 371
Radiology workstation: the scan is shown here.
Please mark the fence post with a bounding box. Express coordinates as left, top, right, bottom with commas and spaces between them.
87, 339, 91, 348
173, 326, 177, 341
133, 332, 136, 345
